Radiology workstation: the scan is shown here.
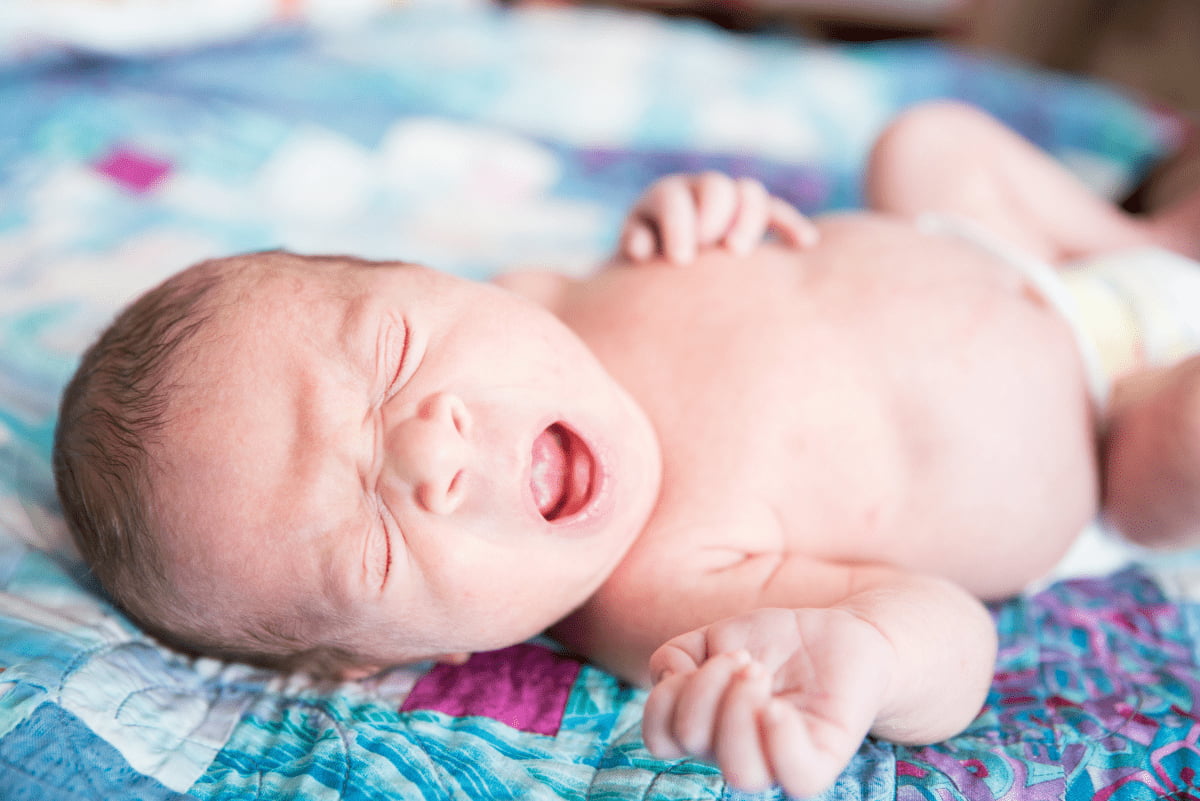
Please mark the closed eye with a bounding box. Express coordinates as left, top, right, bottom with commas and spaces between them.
383, 318, 410, 401
375, 500, 395, 590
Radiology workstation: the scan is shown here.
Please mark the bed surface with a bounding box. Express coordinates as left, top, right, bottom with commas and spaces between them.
3, 2, 1199, 798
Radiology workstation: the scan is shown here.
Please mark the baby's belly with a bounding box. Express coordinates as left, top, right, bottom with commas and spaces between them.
780, 341, 1099, 600
764, 238, 1099, 597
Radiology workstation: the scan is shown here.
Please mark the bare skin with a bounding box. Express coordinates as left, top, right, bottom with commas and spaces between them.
546, 199, 1090, 794
139, 103, 1200, 797
529, 103, 1200, 794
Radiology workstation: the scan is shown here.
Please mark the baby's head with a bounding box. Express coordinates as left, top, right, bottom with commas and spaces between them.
54, 251, 661, 676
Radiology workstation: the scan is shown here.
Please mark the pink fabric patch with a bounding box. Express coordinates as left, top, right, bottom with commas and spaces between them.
94, 147, 173, 194
400, 644, 581, 736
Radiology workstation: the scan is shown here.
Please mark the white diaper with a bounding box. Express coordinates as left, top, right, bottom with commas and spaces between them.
1062, 247, 1200, 376
918, 213, 1200, 413
916, 214, 1111, 409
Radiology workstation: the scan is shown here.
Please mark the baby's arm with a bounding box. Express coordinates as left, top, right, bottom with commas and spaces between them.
618, 172, 818, 264
635, 558, 995, 797
865, 101, 1161, 264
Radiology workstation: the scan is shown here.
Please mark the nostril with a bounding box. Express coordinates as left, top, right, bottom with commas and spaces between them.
447, 470, 465, 499
418, 470, 466, 515
446, 465, 463, 503
446, 394, 466, 429
423, 392, 471, 437
445, 395, 471, 438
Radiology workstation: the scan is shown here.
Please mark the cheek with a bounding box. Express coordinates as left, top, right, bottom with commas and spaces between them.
454, 543, 588, 608
519, 315, 601, 373
418, 534, 526, 600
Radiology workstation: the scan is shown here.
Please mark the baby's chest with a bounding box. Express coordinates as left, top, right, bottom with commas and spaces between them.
603, 300, 909, 559
580, 261, 1088, 566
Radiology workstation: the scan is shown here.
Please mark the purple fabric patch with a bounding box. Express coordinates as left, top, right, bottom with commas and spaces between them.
400, 644, 581, 736
94, 147, 173, 193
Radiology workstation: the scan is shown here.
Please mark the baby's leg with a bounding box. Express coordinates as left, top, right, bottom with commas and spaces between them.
865, 101, 1164, 264
1150, 182, 1200, 260
1061, 247, 1200, 547
1104, 356, 1200, 548
868, 103, 1200, 546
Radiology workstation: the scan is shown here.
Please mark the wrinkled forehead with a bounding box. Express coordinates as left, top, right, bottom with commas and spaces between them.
213, 251, 361, 308
171, 254, 379, 372
148, 256, 367, 602
149, 249, 423, 524
207, 249, 416, 295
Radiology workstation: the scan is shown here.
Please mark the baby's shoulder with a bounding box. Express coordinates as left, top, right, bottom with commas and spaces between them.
489, 268, 575, 313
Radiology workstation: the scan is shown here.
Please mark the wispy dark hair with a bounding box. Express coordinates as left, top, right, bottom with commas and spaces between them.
53, 252, 374, 676
52, 258, 232, 645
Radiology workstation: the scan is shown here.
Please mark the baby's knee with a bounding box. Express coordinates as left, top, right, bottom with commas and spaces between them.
866, 101, 999, 208
871, 102, 991, 164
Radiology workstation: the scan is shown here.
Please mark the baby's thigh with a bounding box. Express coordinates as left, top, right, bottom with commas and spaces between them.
1105, 355, 1200, 547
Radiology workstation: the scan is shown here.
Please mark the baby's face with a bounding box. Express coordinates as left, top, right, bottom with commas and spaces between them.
154, 254, 661, 667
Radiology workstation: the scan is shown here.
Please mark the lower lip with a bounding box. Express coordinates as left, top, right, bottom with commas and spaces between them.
537, 423, 605, 526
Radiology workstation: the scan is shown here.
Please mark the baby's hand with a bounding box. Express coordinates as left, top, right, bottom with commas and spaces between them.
642, 607, 894, 798
618, 172, 819, 265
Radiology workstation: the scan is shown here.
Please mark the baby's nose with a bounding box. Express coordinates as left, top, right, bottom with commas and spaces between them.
384, 392, 472, 515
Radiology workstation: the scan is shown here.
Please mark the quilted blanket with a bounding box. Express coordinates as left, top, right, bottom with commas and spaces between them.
2, 1, 1197, 798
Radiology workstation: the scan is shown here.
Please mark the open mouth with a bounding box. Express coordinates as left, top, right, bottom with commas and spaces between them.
530, 423, 596, 522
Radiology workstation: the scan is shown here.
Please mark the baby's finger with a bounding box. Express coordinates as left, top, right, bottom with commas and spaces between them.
646, 178, 699, 264
649, 641, 701, 685
693, 172, 739, 248
767, 197, 820, 248
620, 220, 657, 262
652, 627, 710, 673
724, 178, 770, 256
672, 650, 753, 756
713, 663, 774, 793
643, 674, 689, 760
761, 700, 843, 799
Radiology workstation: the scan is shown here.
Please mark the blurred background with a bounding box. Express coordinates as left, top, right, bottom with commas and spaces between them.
521, 0, 1200, 205
4, 1, 1200, 799
528, 0, 1200, 120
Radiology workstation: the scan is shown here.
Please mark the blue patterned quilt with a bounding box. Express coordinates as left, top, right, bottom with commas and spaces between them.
2, 2, 1198, 798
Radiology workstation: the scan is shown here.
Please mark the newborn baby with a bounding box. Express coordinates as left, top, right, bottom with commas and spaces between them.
54, 102, 1200, 796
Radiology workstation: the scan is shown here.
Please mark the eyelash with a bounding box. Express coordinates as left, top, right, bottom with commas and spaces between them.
376, 502, 394, 587
373, 319, 407, 588
383, 321, 410, 401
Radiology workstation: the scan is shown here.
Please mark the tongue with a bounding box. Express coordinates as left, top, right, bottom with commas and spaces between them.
531, 427, 569, 517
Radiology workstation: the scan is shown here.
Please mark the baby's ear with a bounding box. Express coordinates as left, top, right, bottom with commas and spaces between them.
337, 663, 384, 681
435, 652, 472, 666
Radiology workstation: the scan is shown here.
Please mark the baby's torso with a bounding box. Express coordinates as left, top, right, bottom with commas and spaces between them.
560, 213, 1099, 601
